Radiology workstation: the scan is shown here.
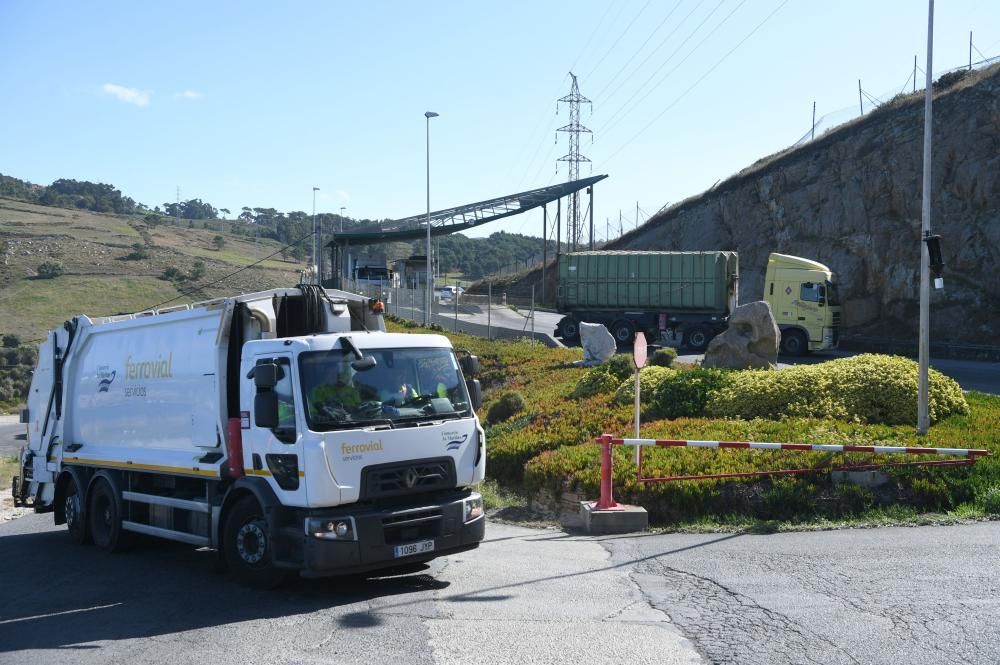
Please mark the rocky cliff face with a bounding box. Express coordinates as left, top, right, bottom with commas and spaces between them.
614, 64, 1000, 347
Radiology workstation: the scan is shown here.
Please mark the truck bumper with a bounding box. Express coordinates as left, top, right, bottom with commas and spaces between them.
296, 490, 485, 577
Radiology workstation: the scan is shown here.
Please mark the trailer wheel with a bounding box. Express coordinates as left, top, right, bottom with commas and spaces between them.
683, 326, 711, 353
223, 496, 287, 589
88, 478, 130, 552
64, 475, 90, 546
611, 320, 635, 345
780, 329, 808, 357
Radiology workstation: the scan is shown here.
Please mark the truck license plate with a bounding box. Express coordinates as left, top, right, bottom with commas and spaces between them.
394, 540, 434, 558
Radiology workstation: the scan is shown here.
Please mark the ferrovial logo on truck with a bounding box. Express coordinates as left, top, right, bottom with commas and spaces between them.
341, 440, 384, 461
126, 353, 173, 380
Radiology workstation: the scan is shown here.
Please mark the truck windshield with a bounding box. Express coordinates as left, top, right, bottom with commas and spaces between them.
825, 280, 840, 306
299, 347, 473, 431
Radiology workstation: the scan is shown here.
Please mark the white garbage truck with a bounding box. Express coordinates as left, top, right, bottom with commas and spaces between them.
12, 285, 486, 587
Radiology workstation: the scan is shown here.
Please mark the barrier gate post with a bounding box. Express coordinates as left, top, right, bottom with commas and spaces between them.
596, 434, 618, 509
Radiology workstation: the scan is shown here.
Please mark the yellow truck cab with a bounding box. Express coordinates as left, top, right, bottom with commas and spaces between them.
764, 253, 841, 355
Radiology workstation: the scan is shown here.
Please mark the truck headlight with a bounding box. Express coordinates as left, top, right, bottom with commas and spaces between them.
305, 517, 357, 541
463, 494, 483, 523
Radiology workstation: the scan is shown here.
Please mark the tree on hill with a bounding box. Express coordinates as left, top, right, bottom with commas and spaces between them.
163, 198, 218, 220
213, 235, 226, 250
40, 179, 137, 214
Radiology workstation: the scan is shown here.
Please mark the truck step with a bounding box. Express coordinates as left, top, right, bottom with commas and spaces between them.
122, 521, 210, 547
122, 491, 211, 513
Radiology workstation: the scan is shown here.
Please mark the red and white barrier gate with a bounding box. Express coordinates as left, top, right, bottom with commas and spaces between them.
593, 433, 990, 510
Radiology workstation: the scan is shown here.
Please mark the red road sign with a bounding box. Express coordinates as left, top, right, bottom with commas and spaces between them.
633, 332, 647, 369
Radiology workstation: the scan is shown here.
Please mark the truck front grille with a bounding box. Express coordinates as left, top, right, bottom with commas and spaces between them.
361, 458, 456, 501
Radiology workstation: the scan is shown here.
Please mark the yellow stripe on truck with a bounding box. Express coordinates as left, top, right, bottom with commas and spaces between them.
63, 456, 219, 478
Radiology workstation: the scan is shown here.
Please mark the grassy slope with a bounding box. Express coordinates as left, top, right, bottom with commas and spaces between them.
0, 198, 305, 343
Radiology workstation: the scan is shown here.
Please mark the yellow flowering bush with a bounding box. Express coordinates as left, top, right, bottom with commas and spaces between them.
613, 366, 676, 405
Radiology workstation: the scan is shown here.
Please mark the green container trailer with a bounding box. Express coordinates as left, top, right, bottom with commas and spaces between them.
557, 251, 738, 312
554, 251, 739, 351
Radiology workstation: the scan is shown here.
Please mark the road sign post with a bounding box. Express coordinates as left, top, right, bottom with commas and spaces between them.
633, 333, 647, 466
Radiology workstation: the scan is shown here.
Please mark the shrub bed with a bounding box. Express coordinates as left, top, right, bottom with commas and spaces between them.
707, 354, 968, 425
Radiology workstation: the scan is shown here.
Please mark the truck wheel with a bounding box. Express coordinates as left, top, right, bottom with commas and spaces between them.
88, 478, 130, 552
223, 496, 287, 589
780, 329, 808, 356
64, 475, 90, 546
560, 319, 580, 345
611, 320, 635, 345
683, 326, 711, 353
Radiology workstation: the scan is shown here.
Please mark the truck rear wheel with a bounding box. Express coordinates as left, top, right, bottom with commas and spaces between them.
780, 329, 808, 356
683, 326, 711, 353
223, 496, 287, 589
611, 320, 635, 345
64, 475, 90, 546
88, 478, 130, 552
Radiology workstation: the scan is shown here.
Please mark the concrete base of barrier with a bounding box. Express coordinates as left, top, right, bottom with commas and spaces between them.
580, 501, 648, 535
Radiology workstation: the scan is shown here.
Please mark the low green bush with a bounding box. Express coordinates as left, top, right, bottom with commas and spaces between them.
649, 347, 678, 367
707, 354, 967, 425
570, 368, 620, 399
613, 366, 676, 406
603, 353, 636, 382
647, 368, 732, 419
487, 391, 527, 424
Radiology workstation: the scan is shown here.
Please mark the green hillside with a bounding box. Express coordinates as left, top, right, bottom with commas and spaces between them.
0, 197, 305, 344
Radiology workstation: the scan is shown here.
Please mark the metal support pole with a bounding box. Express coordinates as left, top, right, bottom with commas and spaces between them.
914, 55, 917, 93
454, 282, 459, 332
488, 282, 492, 341
918, 0, 934, 434
589, 187, 594, 251
556, 198, 561, 260
859, 79, 864, 115
530, 285, 535, 342
812, 101, 816, 141
542, 205, 547, 303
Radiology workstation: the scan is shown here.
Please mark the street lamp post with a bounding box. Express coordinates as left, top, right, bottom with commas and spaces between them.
339, 206, 346, 233
312, 186, 320, 284
424, 111, 439, 326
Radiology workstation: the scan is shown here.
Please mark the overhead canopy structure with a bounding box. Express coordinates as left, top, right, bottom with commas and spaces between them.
325, 174, 607, 246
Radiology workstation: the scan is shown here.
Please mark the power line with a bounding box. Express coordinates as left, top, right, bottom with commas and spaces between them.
595, 0, 729, 138
593, 0, 702, 105
582, 0, 654, 82
591, 0, 686, 103
599, 0, 788, 168
569, 1, 621, 74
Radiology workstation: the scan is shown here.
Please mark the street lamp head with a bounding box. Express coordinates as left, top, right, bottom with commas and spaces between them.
313, 187, 320, 192
424, 111, 439, 119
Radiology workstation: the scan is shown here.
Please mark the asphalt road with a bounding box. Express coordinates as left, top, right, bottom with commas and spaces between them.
602, 521, 1000, 665
0, 515, 699, 665
2, 513, 998, 664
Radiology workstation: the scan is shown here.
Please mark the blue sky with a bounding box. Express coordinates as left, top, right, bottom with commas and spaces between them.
1, 1, 997, 241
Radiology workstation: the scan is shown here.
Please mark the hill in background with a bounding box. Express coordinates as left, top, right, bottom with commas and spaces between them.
0, 198, 304, 344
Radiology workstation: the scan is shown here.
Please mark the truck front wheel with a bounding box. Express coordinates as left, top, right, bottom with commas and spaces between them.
64, 475, 90, 546
223, 496, 287, 589
780, 329, 809, 357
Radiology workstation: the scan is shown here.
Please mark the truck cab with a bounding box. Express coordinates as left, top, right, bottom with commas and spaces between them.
764, 253, 841, 355
239, 332, 485, 579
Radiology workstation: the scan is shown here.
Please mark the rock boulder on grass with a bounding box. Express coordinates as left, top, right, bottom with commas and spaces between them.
703, 301, 779, 370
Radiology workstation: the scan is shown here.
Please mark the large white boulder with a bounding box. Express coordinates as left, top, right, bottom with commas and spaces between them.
578, 322, 616, 366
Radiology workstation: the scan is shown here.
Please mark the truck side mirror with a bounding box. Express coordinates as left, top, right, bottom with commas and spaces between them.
351, 356, 377, 372
250, 363, 280, 389
467, 379, 482, 411
255, 392, 279, 429
459, 355, 480, 376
